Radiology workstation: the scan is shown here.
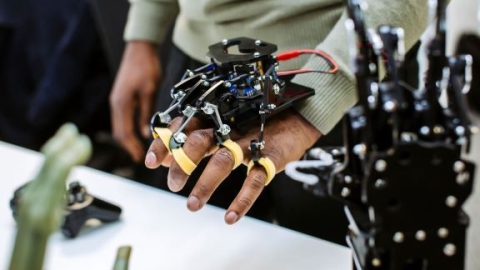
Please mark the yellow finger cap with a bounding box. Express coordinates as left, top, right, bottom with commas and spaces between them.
247, 157, 276, 186
171, 147, 197, 175
222, 139, 244, 169
153, 127, 173, 154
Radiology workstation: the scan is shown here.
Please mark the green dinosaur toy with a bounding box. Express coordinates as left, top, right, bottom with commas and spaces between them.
8, 123, 92, 270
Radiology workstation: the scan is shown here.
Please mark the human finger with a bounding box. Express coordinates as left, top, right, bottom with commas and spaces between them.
224, 145, 283, 224
110, 41, 160, 162
187, 139, 243, 211
110, 91, 144, 162
167, 129, 218, 192
186, 140, 244, 211
145, 116, 206, 169
145, 116, 182, 169
138, 83, 157, 138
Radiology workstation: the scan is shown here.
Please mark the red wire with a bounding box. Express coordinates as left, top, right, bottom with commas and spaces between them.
276, 69, 315, 76
276, 49, 339, 76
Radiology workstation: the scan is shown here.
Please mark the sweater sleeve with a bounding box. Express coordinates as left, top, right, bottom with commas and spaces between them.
124, 0, 179, 44
291, 0, 429, 134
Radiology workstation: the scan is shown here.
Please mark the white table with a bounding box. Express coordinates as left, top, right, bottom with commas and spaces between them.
0, 141, 351, 270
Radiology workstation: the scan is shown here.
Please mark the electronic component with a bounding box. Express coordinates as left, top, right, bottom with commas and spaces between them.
151, 37, 337, 173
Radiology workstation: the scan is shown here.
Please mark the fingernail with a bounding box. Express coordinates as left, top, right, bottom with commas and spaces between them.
187, 196, 202, 211
142, 125, 151, 138
168, 177, 182, 192
225, 211, 239, 225
145, 151, 157, 167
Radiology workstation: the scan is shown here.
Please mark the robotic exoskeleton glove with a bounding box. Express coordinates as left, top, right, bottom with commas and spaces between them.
151, 37, 337, 183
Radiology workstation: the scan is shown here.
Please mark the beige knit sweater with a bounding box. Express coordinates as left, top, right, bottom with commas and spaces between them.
124, 0, 429, 134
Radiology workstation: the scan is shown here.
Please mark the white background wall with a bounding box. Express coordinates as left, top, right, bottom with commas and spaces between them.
448, 0, 479, 54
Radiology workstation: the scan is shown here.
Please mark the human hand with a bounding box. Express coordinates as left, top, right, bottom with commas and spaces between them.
144, 109, 322, 224
110, 41, 161, 162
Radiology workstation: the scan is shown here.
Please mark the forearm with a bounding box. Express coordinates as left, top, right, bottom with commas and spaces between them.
124, 0, 179, 44
292, 0, 430, 134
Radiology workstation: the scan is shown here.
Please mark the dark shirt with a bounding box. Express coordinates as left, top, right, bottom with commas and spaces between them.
0, 0, 111, 149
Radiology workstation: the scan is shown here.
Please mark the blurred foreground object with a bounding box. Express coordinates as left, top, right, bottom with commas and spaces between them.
112, 246, 132, 270
10, 180, 123, 238
8, 123, 92, 270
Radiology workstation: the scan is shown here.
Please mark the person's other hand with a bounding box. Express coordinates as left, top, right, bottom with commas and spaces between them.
110, 41, 161, 162
144, 109, 322, 224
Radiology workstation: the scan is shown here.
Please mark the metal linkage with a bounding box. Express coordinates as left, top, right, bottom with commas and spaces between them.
286, 1, 477, 269
150, 37, 314, 161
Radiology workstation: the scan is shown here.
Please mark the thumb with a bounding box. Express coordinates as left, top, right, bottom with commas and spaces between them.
138, 85, 156, 138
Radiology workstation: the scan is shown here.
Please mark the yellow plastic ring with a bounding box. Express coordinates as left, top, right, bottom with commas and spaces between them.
221, 139, 244, 170
171, 147, 197, 175
247, 157, 276, 186
152, 127, 173, 154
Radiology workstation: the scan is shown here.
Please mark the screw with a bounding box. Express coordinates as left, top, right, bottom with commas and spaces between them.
383, 101, 396, 112
353, 144, 367, 156
174, 132, 187, 144
420, 126, 430, 135
254, 52, 260, 58
444, 243, 456, 256
433, 125, 444, 134
173, 91, 186, 100
393, 232, 404, 243
224, 82, 232, 88
332, 149, 342, 156
438, 228, 449, 238
457, 172, 470, 185
372, 258, 382, 267
218, 124, 231, 136
415, 230, 426, 241
182, 106, 196, 117
202, 104, 215, 115
446, 196, 457, 208
341, 188, 351, 197
159, 113, 171, 124
255, 40, 262, 46
273, 84, 280, 95
375, 179, 387, 189
267, 104, 276, 110
344, 175, 353, 184
455, 126, 466, 136
453, 161, 465, 173
375, 160, 387, 172
401, 132, 416, 142
222, 39, 228, 45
